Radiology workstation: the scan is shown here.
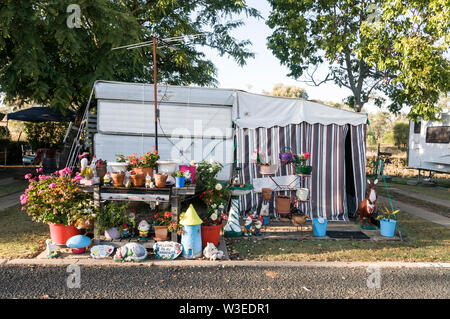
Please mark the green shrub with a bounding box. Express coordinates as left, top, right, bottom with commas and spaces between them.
23, 122, 68, 150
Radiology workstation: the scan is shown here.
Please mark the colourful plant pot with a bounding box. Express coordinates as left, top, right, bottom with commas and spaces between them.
111, 172, 125, 187
154, 225, 169, 241
262, 216, 270, 225
275, 195, 291, 216
201, 224, 222, 248
380, 218, 396, 237
132, 167, 153, 179
154, 173, 168, 188
175, 176, 185, 188
179, 165, 196, 183
95, 165, 107, 181
48, 223, 80, 245
296, 165, 312, 175
130, 173, 145, 187
312, 218, 328, 237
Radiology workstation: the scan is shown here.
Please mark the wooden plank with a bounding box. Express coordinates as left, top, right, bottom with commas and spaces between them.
170, 195, 180, 242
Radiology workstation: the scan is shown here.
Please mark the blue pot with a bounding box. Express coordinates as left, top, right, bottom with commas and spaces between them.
380, 218, 396, 237
175, 176, 185, 188
313, 218, 327, 237
262, 216, 270, 225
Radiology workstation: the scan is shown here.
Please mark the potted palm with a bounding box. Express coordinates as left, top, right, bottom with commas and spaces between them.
376, 205, 399, 237
20, 167, 96, 245
96, 202, 131, 240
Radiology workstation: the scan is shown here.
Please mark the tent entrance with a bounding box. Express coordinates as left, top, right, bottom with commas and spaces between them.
345, 126, 357, 219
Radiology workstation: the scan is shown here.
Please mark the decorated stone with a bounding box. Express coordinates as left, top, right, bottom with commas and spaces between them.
153, 241, 183, 260
113, 243, 147, 262
66, 235, 92, 249
90, 245, 115, 259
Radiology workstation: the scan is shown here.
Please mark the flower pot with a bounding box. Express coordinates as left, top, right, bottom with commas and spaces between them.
112, 172, 125, 187
275, 195, 291, 216
157, 160, 178, 177
175, 176, 185, 188
262, 188, 273, 200
260, 164, 278, 175
312, 218, 328, 237
296, 188, 309, 201
262, 216, 270, 225
108, 162, 128, 173
153, 225, 169, 241
201, 223, 222, 247
296, 165, 312, 175
179, 165, 196, 183
279, 147, 293, 164
96, 165, 107, 181
132, 167, 153, 179
48, 223, 80, 245
380, 218, 396, 237
104, 227, 121, 240
130, 172, 145, 187
154, 173, 168, 188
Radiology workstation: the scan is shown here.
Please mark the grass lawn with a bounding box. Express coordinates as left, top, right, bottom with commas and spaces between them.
227, 211, 450, 262
0, 181, 27, 197
0, 205, 48, 259
389, 179, 450, 201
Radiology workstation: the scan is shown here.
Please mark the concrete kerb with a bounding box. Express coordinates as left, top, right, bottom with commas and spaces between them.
3, 258, 450, 269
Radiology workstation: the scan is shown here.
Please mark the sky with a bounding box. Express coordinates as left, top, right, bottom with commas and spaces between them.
199, 0, 381, 114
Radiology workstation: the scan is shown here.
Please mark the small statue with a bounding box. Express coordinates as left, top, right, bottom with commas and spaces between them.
124, 172, 132, 188
113, 243, 147, 262
243, 213, 253, 237
137, 220, 150, 241
253, 216, 263, 236
203, 242, 224, 261
122, 223, 130, 238
45, 239, 60, 258
128, 209, 137, 236
103, 172, 112, 186
145, 173, 152, 188
358, 179, 378, 225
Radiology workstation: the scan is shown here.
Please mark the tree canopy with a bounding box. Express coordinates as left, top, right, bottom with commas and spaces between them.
266, 0, 449, 120
0, 0, 260, 113
263, 83, 308, 99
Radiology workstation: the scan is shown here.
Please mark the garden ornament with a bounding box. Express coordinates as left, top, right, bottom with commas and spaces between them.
253, 216, 263, 236
66, 235, 92, 254
243, 213, 253, 237
145, 173, 152, 188
103, 172, 111, 186
358, 179, 378, 225
113, 243, 147, 262
224, 207, 242, 237
203, 242, 224, 261
45, 239, 60, 258
137, 220, 150, 241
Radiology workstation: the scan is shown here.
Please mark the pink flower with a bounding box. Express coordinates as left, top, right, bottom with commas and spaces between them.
63, 167, 72, 175
24, 173, 32, 179
36, 168, 43, 173
48, 183, 56, 188
73, 175, 82, 182
39, 175, 47, 181
20, 194, 28, 205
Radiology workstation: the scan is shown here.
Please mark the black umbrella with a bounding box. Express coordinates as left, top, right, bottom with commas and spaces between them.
6, 107, 75, 122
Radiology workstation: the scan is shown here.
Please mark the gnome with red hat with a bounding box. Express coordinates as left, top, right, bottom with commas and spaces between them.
244, 213, 253, 237
253, 216, 263, 236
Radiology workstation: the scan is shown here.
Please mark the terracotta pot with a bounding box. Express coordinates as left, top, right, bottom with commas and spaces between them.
132, 167, 153, 178
275, 195, 291, 216
260, 164, 278, 175
112, 172, 125, 187
48, 223, 80, 245
95, 165, 107, 181
262, 188, 273, 200
154, 225, 169, 241
201, 223, 222, 247
130, 172, 145, 187
154, 173, 168, 188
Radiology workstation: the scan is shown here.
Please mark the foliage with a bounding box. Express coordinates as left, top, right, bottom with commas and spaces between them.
368, 111, 394, 143
202, 201, 227, 226
153, 211, 172, 227
263, 83, 308, 99
382, 131, 395, 145
175, 171, 184, 178
195, 160, 224, 188
376, 205, 399, 221
250, 149, 270, 166
96, 202, 131, 232
23, 122, 68, 150
0, 0, 260, 113
126, 148, 159, 169
115, 154, 126, 163
393, 122, 410, 150
21, 167, 96, 225
266, 0, 449, 120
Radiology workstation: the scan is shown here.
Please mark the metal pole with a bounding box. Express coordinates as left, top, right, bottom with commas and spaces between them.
153, 36, 158, 154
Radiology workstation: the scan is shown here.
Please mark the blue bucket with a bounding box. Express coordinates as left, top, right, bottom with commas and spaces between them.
313, 218, 328, 237
262, 217, 270, 225
380, 218, 396, 237
175, 176, 185, 188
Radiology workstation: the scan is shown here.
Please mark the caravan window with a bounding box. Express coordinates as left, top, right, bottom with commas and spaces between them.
413, 121, 421, 134
425, 126, 450, 143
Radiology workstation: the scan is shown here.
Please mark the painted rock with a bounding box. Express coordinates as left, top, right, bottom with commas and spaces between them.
153, 241, 183, 260
66, 235, 92, 249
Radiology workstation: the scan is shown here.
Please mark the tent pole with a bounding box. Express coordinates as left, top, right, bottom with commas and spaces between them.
153, 35, 158, 160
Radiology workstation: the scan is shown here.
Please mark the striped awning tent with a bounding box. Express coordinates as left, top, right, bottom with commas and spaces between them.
233, 92, 367, 221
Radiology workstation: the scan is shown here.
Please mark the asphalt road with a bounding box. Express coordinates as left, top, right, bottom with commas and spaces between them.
0, 264, 449, 299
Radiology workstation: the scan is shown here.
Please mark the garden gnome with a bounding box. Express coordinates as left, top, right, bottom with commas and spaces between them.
253, 216, 263, 236
145, 173, 152, 188
224, 206, 242, 237
180, 204, 203, 259
244, 213, 253, 237
103, 172, 111, 186
137, 220, 150, 241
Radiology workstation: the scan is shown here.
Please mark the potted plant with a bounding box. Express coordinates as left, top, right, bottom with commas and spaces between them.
251, 149, 278, 174
195, 160, 224, 189
127, 147, 160, 179
376, 205, 399, 237
153, 211, 173, 241
96, 202, 131, 240
175, 171, 185, 188
154, 173, 168, 188
20, 167, 94, 245
93, 156, 107, 181
293, 152, 312, 175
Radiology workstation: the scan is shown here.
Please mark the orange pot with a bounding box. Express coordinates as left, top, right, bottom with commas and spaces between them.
154, 173, 168, 188
262, 188, 273, 200
130, 173, 145, 187
275, 195, 291, 216
48, 223, 80, 245
153, 225, 169, 241
112, 172, 125, 186
132, 167, 153, 178
96, 165, 107, 181
201, 223, 222, 247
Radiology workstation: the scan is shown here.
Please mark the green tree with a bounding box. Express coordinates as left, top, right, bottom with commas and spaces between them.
263, 83, 308, 99
393, 122, 409, 150
0, 0, 260, 116
368, 111, 393, 143
266, 0, 449, 120
23, 122, 69, 150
